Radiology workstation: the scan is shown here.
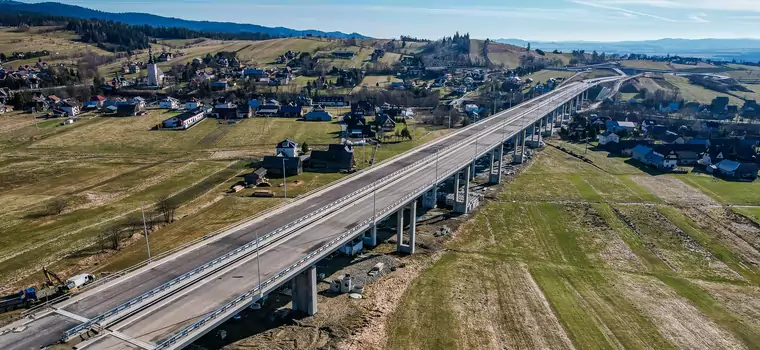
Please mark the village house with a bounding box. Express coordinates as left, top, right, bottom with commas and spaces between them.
59, 100, 80, 117
116, 103, 144, 117
257, 99, 281, 117
598, 131, 619, 145
132, 97, 147, 109
658, 131, 685, 144
605, 121, 637, 134
244, 168, 267, 186
632, 145, 677, 170
712, 160, 759, 181
314, 96, 346, 107
162, 108, 206, 130
263, 155, 304, 176
83, 95, 106, 110
309, 144, 355, 172
213, 104, 238, 119
237, 104, 253, 119
159, 97, 180, 109
304, 105, 333, 121
344, 114, 374, 138
157, 52, 173, 62
374, 113, 397, 132
185, 98, 202, 110
211, 79, 230, 91
276, 139, 299, 157
279, 104, 303, 118
351, 100, 376, 117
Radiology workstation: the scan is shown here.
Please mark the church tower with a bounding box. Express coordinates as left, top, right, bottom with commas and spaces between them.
147, 47, 164, 87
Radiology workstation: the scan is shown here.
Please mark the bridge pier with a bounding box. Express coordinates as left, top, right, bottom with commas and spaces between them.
363, 223, 377, 247
517, 129, 527, 163
292, 265, 317, 316
396, 200, 416, 254
422, 187, 437, 209
453, 166, 471, 214
489, 144, 504, 184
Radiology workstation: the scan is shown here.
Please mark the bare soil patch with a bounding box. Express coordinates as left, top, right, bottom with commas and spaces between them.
615, 273, 745, 350
631, 175, 717, 206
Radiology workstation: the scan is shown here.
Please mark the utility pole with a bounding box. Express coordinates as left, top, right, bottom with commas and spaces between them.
282, 158, 287, 199
140, 204, 151, 264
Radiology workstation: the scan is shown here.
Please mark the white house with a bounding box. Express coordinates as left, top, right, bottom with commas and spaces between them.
159, 97, 180, 109
598, 131, 619, 145
276, 139, 299, 157
185, 98, 202, 110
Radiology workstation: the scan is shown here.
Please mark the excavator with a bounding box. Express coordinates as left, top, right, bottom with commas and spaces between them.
0, 267, 96, 314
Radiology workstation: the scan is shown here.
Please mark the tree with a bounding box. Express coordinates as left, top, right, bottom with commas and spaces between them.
526, 42, 531, 52
47, 198, 70, 216
400, 127, 412, 140
101, 225, 123, 251
156, 195, 178, 223
301, 142, 310, 154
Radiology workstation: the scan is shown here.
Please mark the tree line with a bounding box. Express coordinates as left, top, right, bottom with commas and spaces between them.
0, 10, 274, 53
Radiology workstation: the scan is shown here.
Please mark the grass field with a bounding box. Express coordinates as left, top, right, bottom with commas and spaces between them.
525, 70, 576, 85
386, 145, 760, 349
622, 60, 672, 70
0, 27, 112, 67
663, 75, 744, 105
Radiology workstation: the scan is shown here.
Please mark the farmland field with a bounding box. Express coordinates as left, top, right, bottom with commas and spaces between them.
386, 146, 760, 349
0, 107, 427, 293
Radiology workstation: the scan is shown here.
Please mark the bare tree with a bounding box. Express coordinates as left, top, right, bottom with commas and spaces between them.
156, 196, 178, 223
47, 198, 70, 216
101, 225, 123, 251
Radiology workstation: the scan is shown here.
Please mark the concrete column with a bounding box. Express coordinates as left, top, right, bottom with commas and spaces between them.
292, 265, 317, 316
519, 128, 527, 163
454, 166, 471, 214
396, 202, 416, 254
469, 162, 475, 180
512, 135, 518, 157
363, 223, 377, 247
489, 144, 504, 184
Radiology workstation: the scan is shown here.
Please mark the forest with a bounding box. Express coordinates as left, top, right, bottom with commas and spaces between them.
0, 10, 275, 53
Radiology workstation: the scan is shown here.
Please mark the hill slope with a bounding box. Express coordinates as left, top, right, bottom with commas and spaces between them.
0, 0, 367, 39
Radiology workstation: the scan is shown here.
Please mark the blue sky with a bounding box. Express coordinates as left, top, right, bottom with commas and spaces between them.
25, 0, 760, 41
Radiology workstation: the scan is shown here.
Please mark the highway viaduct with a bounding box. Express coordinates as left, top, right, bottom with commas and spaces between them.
0, 76, 619, 350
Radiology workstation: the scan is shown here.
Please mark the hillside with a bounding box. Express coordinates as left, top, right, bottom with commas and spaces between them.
471, 39, 568, 68
0, 0, 367, 39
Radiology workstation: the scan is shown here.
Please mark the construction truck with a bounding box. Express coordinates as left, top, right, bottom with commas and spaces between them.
0, 268, 96, 314
0, 288, 38, 313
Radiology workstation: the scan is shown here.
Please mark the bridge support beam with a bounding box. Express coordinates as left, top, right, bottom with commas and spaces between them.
363, 223, 377, 247
396, 201, 416, 254
292, 265, 317, 316
454, 166, 471, 214
489, 144, 504, 184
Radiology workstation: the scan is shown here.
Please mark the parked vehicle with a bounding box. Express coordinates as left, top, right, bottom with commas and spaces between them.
0, 288, 37, 313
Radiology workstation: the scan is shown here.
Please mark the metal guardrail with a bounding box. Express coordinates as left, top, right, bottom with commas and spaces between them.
63, 94, 539, 337
43, 78, 575, 318
152, 83, 600, 350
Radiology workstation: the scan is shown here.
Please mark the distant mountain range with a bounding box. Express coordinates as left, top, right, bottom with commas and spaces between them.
0, 0, 368, 39
496, 38, 760, 61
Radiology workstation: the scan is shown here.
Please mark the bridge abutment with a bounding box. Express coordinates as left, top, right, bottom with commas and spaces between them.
363, 223, 377, 247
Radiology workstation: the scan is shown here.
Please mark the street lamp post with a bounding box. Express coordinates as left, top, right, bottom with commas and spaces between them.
140, 204, 151, 264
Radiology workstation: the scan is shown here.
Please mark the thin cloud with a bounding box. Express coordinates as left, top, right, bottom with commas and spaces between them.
575, 0, 760, 12
570, 0, 680, 22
